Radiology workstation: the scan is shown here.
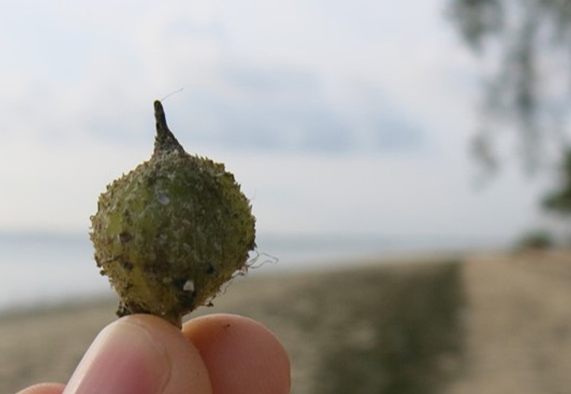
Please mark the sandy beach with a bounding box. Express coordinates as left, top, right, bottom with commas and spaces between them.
2, 251, 571, 394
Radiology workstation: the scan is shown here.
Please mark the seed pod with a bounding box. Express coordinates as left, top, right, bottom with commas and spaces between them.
90, 100, 256, 327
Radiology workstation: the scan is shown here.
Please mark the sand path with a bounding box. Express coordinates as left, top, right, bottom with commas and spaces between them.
449, 252, 571, 394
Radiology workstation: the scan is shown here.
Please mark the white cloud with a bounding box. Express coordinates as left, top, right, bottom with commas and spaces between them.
0, 134, 544, 240
230, 151, 544, 238
0, 0, 544, 244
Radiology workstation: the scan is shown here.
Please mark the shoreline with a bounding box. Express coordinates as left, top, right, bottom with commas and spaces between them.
0, 248, 473, 319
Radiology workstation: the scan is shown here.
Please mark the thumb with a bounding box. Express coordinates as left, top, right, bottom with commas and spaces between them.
63, 315, 211, 394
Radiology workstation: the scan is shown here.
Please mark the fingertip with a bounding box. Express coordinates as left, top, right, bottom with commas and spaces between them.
183, 314, 290, 394
15, 382, 65, 394
62, 314, 212, 394
119, 315, 213, 394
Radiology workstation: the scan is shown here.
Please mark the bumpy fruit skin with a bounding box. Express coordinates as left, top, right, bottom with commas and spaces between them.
90, 101, 255, 327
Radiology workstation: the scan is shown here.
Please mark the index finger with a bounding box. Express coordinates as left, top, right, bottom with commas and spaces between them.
183, 314, 290, 394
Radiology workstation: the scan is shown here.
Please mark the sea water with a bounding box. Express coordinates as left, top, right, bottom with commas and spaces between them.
0, 232, 506, 313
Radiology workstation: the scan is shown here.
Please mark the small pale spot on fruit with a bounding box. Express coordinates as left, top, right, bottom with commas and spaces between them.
157, 193, 170, 205
183, 280, 195, 292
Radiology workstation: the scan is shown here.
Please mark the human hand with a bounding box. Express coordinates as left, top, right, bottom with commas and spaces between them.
16, 314, 290, 394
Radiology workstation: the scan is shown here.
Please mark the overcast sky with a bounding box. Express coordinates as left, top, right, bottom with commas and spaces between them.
0, 0, 547, 244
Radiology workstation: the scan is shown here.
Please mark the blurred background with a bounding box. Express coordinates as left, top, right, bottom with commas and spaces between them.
2, 1, 571, 393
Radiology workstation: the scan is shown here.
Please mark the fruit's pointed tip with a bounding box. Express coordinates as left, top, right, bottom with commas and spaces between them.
153, 100, 185, 156
154, 100, 166, 129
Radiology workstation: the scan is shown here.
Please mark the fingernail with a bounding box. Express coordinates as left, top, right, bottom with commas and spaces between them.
63, 318, 170, 394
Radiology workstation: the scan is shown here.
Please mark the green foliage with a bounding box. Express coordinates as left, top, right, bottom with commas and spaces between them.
516, 229, 554, 250
542, 148, 571, 215
276, 261, 466, 394
448, 0, 505, 50
447, 0, 571, 175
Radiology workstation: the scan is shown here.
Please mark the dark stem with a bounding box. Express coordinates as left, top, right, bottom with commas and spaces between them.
153, 100, 185, 156
116, 301, 182, 329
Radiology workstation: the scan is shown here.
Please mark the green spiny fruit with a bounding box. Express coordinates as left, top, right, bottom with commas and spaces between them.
90, 100, 256, 327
